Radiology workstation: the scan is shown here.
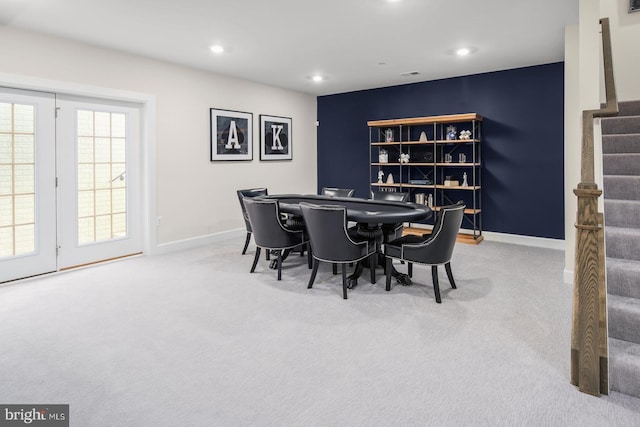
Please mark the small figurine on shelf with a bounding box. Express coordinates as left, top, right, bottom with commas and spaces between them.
462, 172, 469, 187
399, 153, 410, 164
459, 130, 472, 140
419, 131, 428, 142
377, 170, 384, 183
446, 126, 457, 141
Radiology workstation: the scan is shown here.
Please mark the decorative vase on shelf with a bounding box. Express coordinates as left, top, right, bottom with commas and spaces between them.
419, 131, 428, 142
386, 173, 394, 184
462, 172, 469, 187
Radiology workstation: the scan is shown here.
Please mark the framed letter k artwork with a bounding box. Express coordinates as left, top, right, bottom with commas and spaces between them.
260, 114, 292, 161
210, 108, 253, 161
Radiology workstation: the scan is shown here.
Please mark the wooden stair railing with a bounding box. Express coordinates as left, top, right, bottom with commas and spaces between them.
571, 17, 618, 397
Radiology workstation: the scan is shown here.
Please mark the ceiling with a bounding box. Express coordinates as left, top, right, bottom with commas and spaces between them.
0, 0, 578, 96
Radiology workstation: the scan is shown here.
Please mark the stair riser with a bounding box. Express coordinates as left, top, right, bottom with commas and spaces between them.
618, 101, 640, 117
602, 117, 640, 135
606, 229, 640, 262
603, 176, 640, 201
609, 356, 640, 397
603, 154, 640, 175
602, 134, 640, 154
609, 306, 640, 344
604, 201, 640, 229
607, 260, 640, 299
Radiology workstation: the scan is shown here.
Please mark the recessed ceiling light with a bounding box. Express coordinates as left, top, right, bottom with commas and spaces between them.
210, 45, 224, 54
312, 75, 324, 82
456, 48, 471, 56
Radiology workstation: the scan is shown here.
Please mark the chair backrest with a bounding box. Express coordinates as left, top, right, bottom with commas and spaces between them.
321, 187, 355, 198
370, 190, 409, 202
299, 203, 368, 263
237, 188, 268, 232
243, 198, 304, 250
402, 201, 465, 265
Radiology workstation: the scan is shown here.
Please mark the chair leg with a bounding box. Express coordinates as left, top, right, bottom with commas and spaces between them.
250, 247, 261, 273
445, 262, 457, 289
308, 259, 319, 289
332, 263, 338, 275
408, 262, 413, 278
385, 258, 393, 291
266, 249, 270, 261
431, 265, 442, 303
242, 232, 251, 255
369, 253, 376, 284
307, 243, 313, 269
277, 250, 282, 281
341, 264, 348, 299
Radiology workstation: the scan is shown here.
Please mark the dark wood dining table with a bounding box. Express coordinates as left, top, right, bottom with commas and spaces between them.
257, 194, 432, 287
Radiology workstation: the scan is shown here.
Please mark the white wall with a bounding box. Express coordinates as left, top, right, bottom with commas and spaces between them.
601, 0, 640, 101
0, 26, 318, 248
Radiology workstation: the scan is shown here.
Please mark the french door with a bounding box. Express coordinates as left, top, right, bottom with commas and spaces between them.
0, 89, 142, 283
56, 96, 141, 269
0, 88, 57, 282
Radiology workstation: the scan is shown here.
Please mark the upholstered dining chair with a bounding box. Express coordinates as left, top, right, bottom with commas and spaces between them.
321, 187, 355, 198
370, 190, 410, 244
383, 201, 465, 303
370, 190, 409, 202
299, 202, 377, 299
243, 198, 311, 281
237, 188, 268, 255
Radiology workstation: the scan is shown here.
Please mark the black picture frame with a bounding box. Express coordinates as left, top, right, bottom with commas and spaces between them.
631, 0, 640, 12
260, 115, 292, 161
210, 108, 253, 161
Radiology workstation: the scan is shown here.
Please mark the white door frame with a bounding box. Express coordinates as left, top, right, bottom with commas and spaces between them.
0, 72, 158, 256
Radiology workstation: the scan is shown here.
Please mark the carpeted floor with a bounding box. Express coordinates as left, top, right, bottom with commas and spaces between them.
1, 238, 639, 426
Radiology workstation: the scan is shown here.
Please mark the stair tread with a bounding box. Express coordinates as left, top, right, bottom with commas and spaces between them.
609, 337, 640, 359
607, 257, 640, 271
609, 293, 640, 308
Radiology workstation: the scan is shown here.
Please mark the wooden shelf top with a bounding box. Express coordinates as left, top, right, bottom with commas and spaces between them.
368, 113, 483, 127
370, 183, 480, 190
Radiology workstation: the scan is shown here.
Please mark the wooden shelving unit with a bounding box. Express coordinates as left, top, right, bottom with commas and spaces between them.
368, 112, 483, 242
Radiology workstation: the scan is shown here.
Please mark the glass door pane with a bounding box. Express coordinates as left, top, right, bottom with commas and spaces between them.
76, 110, 128, 245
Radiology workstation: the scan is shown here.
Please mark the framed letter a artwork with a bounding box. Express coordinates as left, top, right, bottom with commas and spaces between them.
210, 108, 253, 161
260, 115, 292, 161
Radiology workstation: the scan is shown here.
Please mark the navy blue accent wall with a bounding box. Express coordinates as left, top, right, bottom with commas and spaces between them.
317, 62, 565, 239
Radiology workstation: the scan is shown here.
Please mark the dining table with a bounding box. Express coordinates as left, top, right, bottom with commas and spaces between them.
256, 194, 432, 287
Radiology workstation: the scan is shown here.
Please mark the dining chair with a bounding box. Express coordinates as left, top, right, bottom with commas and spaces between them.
370, 190, 409, 202
370, 190, 410, 243
321, 187, 355, 198
383, 201, 465, 303
299, 202, 377, 299
236, 188, 268, 255
243, 198, 311, 281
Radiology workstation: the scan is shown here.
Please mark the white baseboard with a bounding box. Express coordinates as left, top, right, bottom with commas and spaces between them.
481, 231, 565, 250
563, 269, 574, 285
406, 223, 565, 251
152, 228, 245, 255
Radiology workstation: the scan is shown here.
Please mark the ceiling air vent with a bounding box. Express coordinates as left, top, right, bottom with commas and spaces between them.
400, 71, 420, 77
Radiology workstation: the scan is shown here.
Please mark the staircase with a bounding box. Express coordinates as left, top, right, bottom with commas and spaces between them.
602, 100, 640, 398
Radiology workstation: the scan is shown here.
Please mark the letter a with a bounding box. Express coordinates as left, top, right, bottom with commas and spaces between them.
225, 121, 241, 149
271, 125, 284, 150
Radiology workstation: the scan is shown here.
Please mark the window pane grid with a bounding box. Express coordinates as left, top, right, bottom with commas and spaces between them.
76, 110, 127, 245
0, 102, 36, 258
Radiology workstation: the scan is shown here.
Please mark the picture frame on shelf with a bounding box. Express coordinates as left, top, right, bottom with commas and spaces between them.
260, 115, 292, 160
210, 108, 253, 161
